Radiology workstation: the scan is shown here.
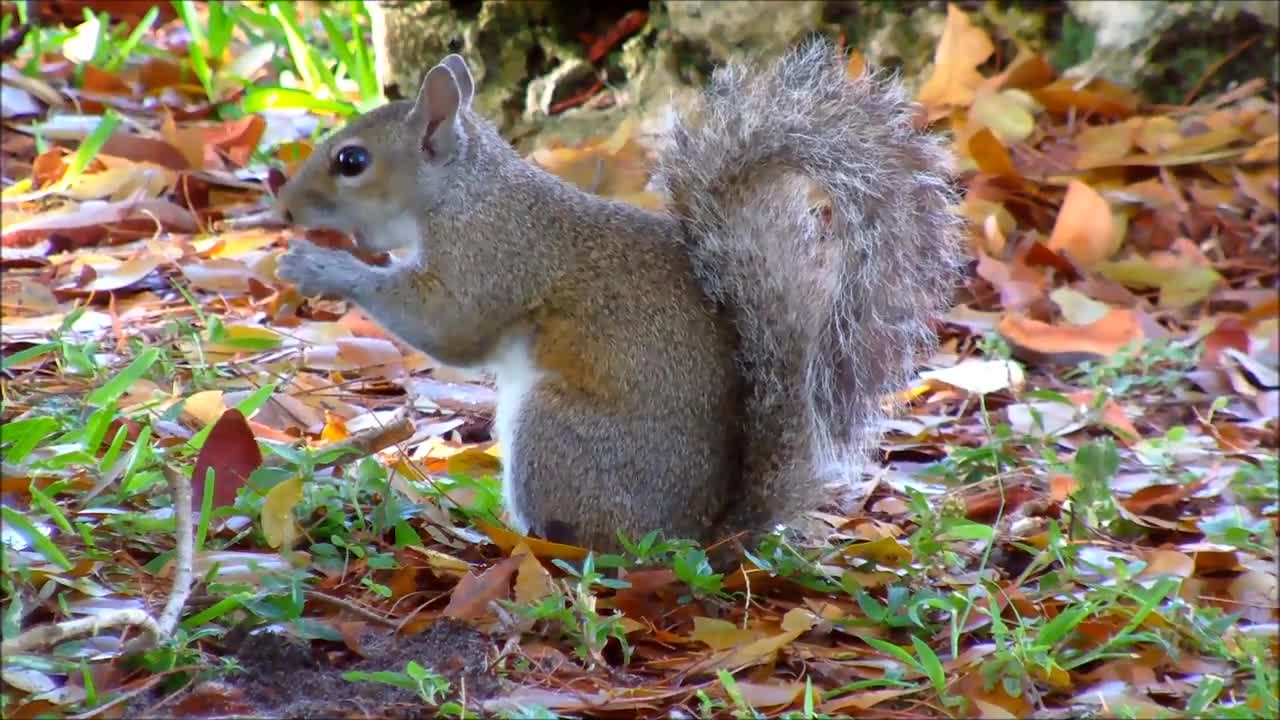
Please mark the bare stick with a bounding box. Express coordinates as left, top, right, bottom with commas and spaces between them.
1, 610, 159, 655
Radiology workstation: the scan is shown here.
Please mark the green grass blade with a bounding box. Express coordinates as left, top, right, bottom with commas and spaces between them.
52, 110, 121, 190
103, 6, 159, 72
240, 87, 355, 116
85, 346, 160, 407
1, 506, 73, 570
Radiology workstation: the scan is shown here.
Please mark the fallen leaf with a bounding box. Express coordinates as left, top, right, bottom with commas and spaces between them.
513, 543, 555, 605
442, 553, 522, 621
1047, 180, 1117, 267
968, 127, 1017, 177
998, 309, 1144, 361
476, 521, 589, 562
261, 475, 303, 549
1032, 78, 1139, 119
842, 536, 913, 567
916, 4, 995, 110
690, 616, 768, 650
183, 390, 227, 427
1075, 122, 1135, 169
733, 682, 804, 710
1050, 286, 1112, 325
79, 253, 162, 292
191, 409, 264, 510
445, 447, 502, 479
969, 90, 1036, 145
920, 359, 1025, 395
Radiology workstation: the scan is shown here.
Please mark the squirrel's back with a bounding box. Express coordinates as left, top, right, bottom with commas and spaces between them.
654, 39, 967, 539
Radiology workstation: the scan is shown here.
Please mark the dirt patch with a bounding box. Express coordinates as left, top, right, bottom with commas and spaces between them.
126, 618, 502, 719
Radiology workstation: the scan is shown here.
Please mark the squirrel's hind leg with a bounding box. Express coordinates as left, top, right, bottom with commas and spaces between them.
503, 380, 729, 554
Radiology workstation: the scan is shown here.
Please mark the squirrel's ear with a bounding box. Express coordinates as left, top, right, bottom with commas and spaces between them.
439, 54, 474, 108
410, 64, 462, 161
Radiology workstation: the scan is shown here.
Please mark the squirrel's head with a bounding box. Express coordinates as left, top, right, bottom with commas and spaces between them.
276, 54, 477, 253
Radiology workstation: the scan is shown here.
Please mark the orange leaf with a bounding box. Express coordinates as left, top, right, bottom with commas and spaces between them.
915, 4, 994, 110
846, 50, 866, 79
1047, 180, 1117, 267
998, 309, 1143, 361
968, 127, 1016, 177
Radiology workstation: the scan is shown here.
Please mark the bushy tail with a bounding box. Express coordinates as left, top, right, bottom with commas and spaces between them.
653, 39, 966, 538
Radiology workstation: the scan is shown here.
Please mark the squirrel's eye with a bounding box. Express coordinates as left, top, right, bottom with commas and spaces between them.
332, 146, 370, 178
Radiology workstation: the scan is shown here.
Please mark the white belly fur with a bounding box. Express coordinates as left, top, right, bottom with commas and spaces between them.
484, 333, 545, 534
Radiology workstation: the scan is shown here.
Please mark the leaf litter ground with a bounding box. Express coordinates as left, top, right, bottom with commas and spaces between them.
1, 3, 1277, 719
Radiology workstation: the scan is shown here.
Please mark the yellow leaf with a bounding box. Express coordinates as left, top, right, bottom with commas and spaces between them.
82, 253, 162, 292
969, 90, 1036, 145
690, 616, 767, 650
916, 4, 995, 110
405, 546, 472, 577
204, 323, 284, 355
712, 622, 809, 671
843, 537, 913, 567
1133, 116, 1181, 155
445, 447, 502, 478
184, 390, 227, 427
320, 411, 350, 444
846, 49, 866, 79
476, 520, 589, 562
261, 476, 303, 549
780, 607, 818, 633
513, 542, 555, 605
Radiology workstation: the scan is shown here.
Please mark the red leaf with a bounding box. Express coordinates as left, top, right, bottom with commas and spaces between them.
191, 409, 263, 510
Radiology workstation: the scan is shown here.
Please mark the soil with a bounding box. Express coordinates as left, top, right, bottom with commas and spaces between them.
125, 618, 503, 719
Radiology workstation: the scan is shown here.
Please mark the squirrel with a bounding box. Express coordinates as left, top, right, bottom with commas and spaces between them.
274, 39, 966, 557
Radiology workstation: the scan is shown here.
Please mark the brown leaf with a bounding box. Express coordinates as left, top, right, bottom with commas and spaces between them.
1201, 317, 1251, 369
513, 543, 555, 605
1032, 78, 1139, 119
1121, 479, 1205, 516
1074, 122, 1135, 170
191, 409, 264, 510
442, 553, 522, 621
100, 133, 191, 170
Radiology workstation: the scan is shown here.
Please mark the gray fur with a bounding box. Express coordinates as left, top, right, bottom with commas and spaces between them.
276, 40, 965, 556
652, 39, 967, 536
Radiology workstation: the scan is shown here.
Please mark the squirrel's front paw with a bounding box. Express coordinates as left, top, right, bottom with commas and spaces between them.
276, 240, 363, 298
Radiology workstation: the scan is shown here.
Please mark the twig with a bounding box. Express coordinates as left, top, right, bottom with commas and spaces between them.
1183, 35, 1262, 106
1, 610, 159, 655
6, 449, 198, 658
304, 590, 398, 627
153, 464, 195, 637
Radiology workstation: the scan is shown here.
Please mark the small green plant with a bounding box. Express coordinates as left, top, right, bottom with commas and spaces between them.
1064, 437, 1121, 534
345, 661, 471, 717
1069, 339, 1198, 397
516, 554, 634, 669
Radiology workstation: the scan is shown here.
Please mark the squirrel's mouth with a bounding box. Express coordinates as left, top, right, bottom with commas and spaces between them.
299, 226, 390, 266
